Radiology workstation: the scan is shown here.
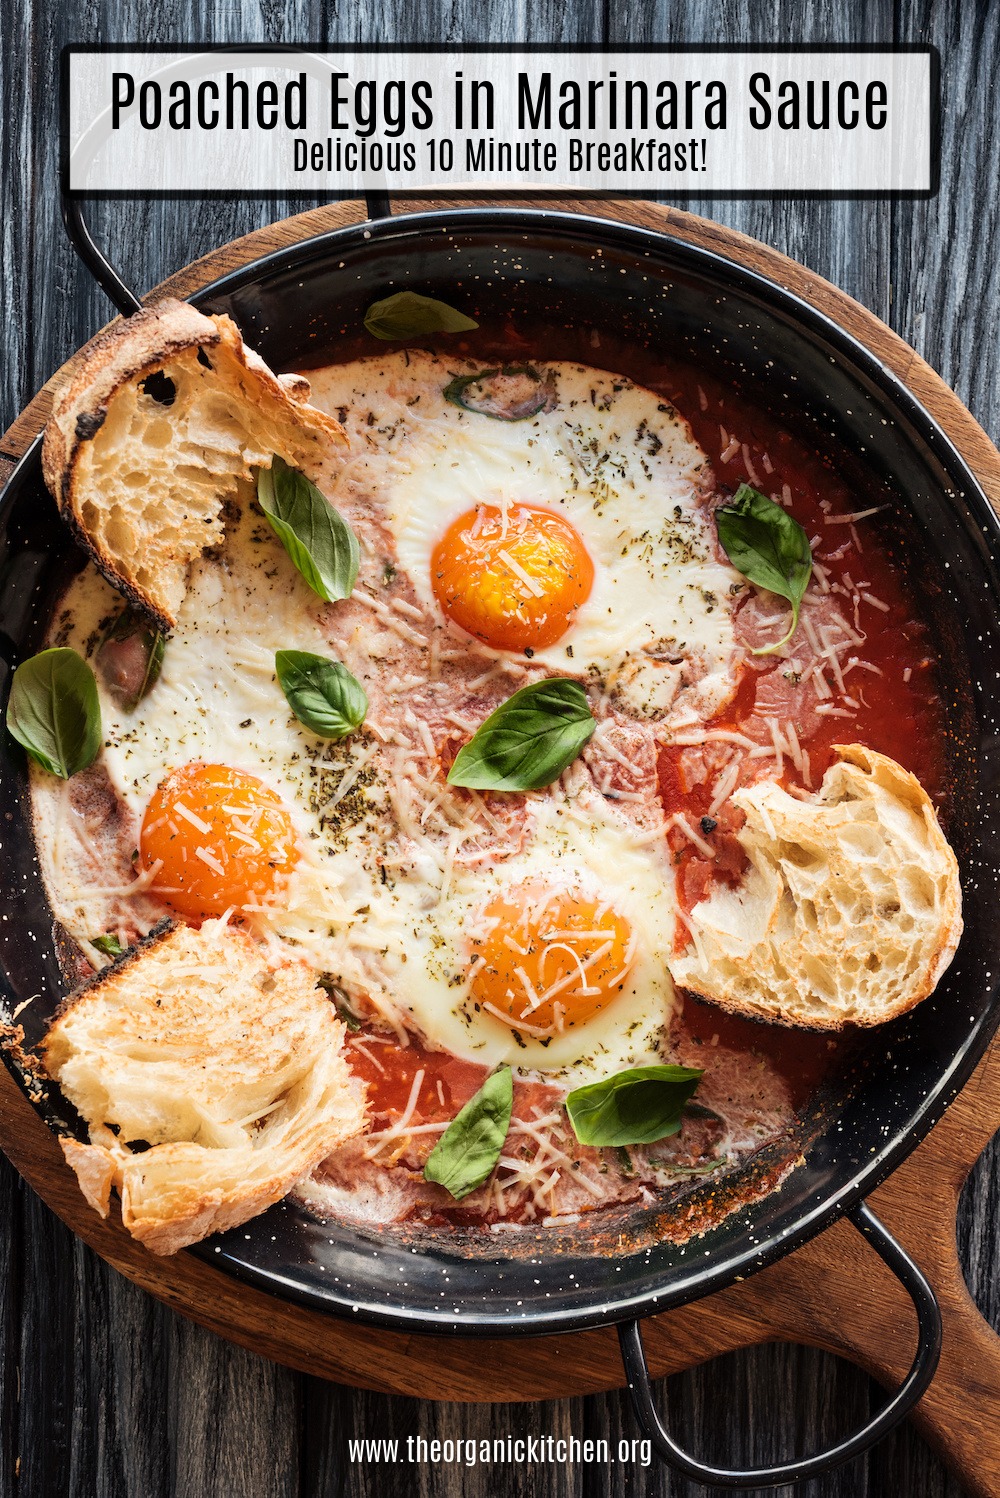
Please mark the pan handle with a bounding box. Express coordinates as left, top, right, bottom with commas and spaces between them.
617, 1201, 942, 1490
365, 189, 393, 221
59, 187, 395, 320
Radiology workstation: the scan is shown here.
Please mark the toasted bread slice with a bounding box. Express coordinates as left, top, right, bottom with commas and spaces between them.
42, 921, 366, 1254
669, 745, 962, 1030
42, 298, 347, 631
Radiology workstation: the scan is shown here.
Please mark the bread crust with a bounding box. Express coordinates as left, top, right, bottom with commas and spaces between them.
47, 915, 176, 1024
41, 298, 346, 632
669, 745, 963, 1031
42, 301, 221, 500
43, 921, 367, 1254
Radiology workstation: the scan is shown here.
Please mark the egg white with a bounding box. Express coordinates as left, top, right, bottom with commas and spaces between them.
44, 350, 744, 1088
307, 352, 741, 722
240, 783, 678, 1088
50, 496, 677, 1086
50, 500, 386, 930
349, 789, 678, 1086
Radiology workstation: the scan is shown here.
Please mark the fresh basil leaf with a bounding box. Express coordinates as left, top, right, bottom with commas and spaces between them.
447, 679, 596, 792
318, 975, 362, 1032
138, 630, 165, 702
424, 1065, 513, 1200
650, 1156, 729, 1178
443, 365, 556, 421
565, 1065, 704, 1148
6, 648, 102, 779
275, 650, 367, 741
92, 933, 125, 959
257, 457, 360, 603
716, 484, 812, 655
96, 609, 165, 712
364, 290, 479, 341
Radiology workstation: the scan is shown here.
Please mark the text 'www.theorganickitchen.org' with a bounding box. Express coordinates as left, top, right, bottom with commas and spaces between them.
348, 1434, 653, 1468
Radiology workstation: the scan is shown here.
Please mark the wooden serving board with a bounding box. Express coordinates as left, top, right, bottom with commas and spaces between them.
3, 197, 1000, 1496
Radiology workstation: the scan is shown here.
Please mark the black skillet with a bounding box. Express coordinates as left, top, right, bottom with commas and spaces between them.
1, 188, 998, 1488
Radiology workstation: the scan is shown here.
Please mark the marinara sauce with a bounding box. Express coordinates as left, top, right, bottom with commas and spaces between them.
307, 321, 948, 1154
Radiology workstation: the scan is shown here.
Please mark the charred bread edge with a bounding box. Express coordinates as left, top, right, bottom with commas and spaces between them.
40, 301, 221, 505
43, 916, 178, 1040
58, 515, 177, 635
56, 511, 177, 636
40, 298, 344, 635
41, 303, 227, 635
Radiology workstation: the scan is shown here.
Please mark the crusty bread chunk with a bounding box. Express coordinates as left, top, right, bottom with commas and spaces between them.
42, 298, 346, 631
669, 745, 962, 1030
42, 921, 366, 1255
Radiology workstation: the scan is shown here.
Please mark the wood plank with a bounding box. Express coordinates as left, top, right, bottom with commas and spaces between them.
890, 11, 1000, 1497
608, 0, 894, 321
16, 1192, 76, 1498
168, 1319, 299, 1498
1, 192, 998, 1498
3, 3, 998, 1495
0, 1156, 22, 1498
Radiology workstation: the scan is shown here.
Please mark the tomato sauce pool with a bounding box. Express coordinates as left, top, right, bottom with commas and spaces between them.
348, 1032, 490, 1126
300, 318, 948, 1133
655, 351, 943, 1101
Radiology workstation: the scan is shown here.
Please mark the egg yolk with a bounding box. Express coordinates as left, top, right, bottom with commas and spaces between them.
431, 503, 594, 652
139, 763, 298, 920
470, 883, 634, 1036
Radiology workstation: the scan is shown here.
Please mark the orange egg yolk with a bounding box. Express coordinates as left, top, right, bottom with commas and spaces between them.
469, 883, 633, 1036
431, 503, 594, 652
139, 763, 298, 920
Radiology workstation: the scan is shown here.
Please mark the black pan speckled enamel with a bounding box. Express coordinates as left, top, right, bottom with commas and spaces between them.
1, 208, 999, 1335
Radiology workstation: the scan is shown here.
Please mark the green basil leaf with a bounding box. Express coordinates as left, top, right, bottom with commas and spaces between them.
317, 975, 362, 1032
140, 631, 165, 701
716, 483, 812, 655
96, 609, 165, 711
443, 365, 556, 421
275, 650, 367, 741
364, 290, 479, 341
447, 679, 596, 792
424, 1066, 513, 1200
565, 1065, 704, 1148
92, 934, 125, 959
258, 457, 360, 603
6, 648, 102, 779
650, 1156, 729, 1178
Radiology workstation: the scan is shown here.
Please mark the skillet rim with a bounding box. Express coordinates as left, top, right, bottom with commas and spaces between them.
2, 204, 999, 1334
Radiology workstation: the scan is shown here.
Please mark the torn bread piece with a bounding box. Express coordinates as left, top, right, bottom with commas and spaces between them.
42, 920, 366, 1255
41, 297, 347, 631
669, 744, 962, 1030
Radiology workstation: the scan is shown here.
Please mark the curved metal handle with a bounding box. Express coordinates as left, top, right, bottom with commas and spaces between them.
365, 189, 393, 221
59, 188, 395, 320
618, 1201, 942, 1490
61, 194, 143, 318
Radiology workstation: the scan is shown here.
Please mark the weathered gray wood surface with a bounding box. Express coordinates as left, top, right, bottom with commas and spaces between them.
0, 2, 996, 1495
